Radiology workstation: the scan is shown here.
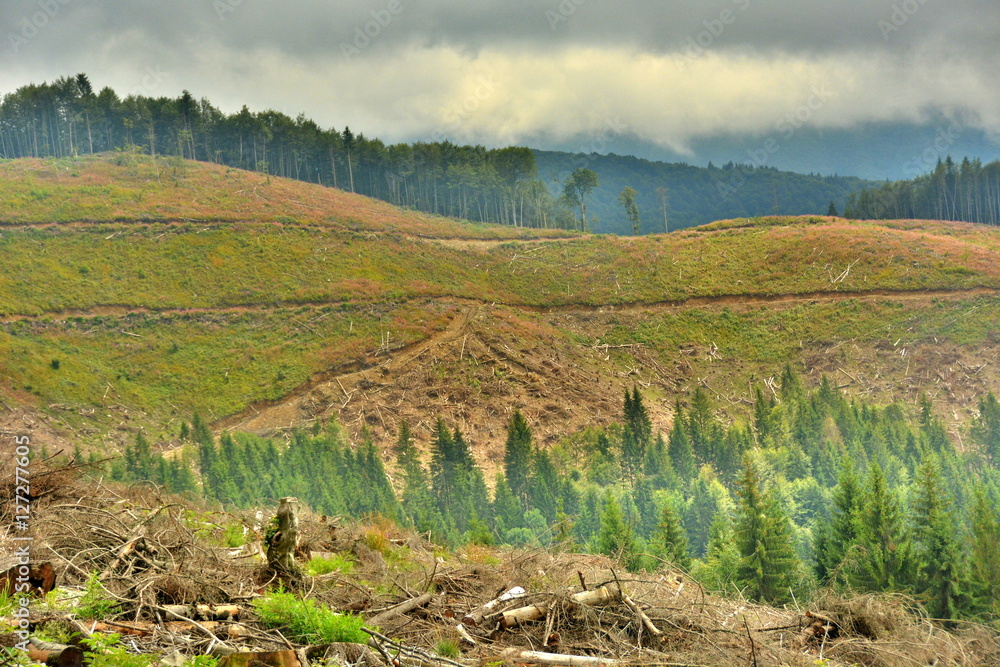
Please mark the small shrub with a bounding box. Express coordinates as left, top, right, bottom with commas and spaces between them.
436, 639, 461, 659
252, 589, 368, 644
306, 553, 356, 576
76, 573, 121, 619
50, 359, 60, 370
222, 522, 249, 548
81, 632, 157, 667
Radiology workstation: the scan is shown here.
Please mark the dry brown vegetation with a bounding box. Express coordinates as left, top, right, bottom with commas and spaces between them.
4, 466, 1000, 666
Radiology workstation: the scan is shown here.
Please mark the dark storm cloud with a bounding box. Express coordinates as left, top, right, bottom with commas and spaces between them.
1, 0, 997, 151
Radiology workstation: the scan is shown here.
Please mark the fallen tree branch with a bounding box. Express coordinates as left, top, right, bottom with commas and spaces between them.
500, 648, 620, 666
369, 591, 435, 626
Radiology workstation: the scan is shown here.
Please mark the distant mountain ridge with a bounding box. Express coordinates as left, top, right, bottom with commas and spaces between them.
533, 150, 875, 234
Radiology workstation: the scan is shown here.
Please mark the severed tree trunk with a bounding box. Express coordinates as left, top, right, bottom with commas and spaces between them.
500, 648, 620, 666
266, 497, 300, 576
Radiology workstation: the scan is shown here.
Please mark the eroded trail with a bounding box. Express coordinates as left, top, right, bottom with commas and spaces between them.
209, 286, 1000, 438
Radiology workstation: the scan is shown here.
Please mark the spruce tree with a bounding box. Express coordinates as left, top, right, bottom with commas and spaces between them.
911, 457, 960, 620
814, 460, 862, 584
596, 493, 640, 571
849, 463, 912, 593
504, 410, 533, 501
968, 486, 1000, 618
971, 392, 1000, 463
654, 500, 691, 570
668, 402, 697, 481
733, 456, 802, 604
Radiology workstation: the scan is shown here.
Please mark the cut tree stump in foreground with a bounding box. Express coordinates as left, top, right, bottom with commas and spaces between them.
266, 497, 300, 577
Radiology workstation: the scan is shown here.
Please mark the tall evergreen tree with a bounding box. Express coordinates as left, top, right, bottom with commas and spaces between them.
733, 456, 802, 604
968, 486, 1000, 618
668, 402, 697, 481
813, 460, 862, 584
504, 410, 534, 502
911, 457, 961, 620
849, 463, 912, 593
596, 493, 641, 571
654, 500, 691, 570
971, 392, 1000, 463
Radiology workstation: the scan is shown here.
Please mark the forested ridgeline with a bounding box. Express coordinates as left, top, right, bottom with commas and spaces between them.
846, 156, 1000, 225
104, 368, 1000, 623
1, 74, 872, 233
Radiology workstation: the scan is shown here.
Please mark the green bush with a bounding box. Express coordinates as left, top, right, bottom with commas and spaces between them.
252, 589, 368, 644
76, 573, 121, 619
306, 553, 356, 576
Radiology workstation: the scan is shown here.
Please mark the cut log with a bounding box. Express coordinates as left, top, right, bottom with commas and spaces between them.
160, 604, 242, 621
455, 623, 477, 646
463, 586, 527, 627
500, 648, 620, 666
266, 497, 301, 575
622, 593, 662, 637
369, 591, 435, 626
27, 638, 84, 666
501, 603, 549, 629
0, 561, 56, 597
500, 586, 616, 630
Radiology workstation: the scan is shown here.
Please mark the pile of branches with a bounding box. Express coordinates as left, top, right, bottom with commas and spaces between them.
4, 470, 1000, 666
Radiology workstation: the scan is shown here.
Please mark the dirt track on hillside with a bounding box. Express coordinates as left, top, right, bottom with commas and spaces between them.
198, 287, 1000, 467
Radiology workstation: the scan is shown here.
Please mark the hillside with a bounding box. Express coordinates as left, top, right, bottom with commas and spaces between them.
533, 150, 875, 233
1, 154, 999, 461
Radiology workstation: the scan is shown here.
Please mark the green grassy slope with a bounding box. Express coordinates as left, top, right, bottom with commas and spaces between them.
2, 154, 999, 446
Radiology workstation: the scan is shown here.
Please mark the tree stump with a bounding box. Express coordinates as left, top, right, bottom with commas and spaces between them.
265, 497, 301, 579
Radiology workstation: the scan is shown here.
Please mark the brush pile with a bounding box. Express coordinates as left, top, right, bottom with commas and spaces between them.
2, 465, 999, 666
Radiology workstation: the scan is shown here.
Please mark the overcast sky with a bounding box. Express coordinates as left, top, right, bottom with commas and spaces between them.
1, 0, 997, 158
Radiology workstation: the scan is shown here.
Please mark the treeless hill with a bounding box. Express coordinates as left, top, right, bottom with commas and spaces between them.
1, 154, 998, 463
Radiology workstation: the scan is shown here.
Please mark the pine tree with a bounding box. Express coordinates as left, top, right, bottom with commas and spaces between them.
668, 403, 697, 481
968, 486, 1000, 618
814, 460, 862, 584
654, 500, 691, 570
733, 456, 802, 604
504, 410, 534, 502
596, 493, 640, 571
849, 463, 912, 592
911, 457, 960, 620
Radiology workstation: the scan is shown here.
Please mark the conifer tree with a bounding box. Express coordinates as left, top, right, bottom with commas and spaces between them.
668, 402, 697, 481
971, 392, 1000, 463
654, 500, 691, 570
596, 493, 640, 571
849, 463, 912, 592
684, 475, 718, 557
504, 410, 533, 501
696, 513, 741, 594
733, 455, 802, 604
968, 486, 1000, 617
813, 460, 862, 584
633, 477, 658, 539
911, 457, 960, 620
621, 387, 651, 481
491, 473, 524, 535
